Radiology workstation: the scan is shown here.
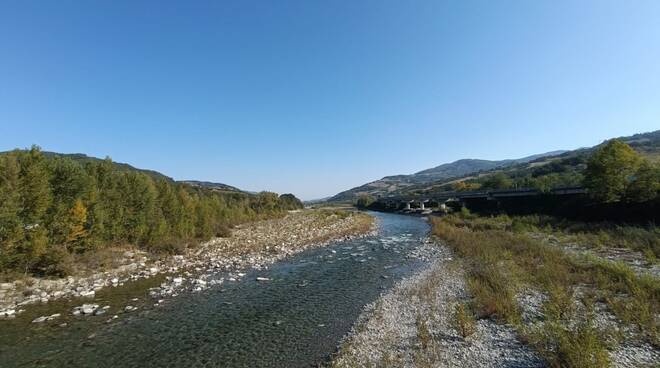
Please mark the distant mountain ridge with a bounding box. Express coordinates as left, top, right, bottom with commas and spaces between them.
329, 129, 660, 202
412, 151, 568, 182
329, 151, 567, 202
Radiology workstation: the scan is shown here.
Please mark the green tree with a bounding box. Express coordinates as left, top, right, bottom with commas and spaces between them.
584, 140, 643, 202
66, 198, 89, 248
481, 172, 513, 190
0, 153, 25, 269
626, 160, 660, 203
18, 146, 52, 225
279, 193, 304, 210
356, 194, 375, 208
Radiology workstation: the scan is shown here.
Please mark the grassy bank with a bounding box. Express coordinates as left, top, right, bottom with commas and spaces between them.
431, 213, 659, 368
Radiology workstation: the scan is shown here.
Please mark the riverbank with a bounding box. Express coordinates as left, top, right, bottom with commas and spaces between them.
331, 213, 659, 368
2, 212, 434, 367
0, 209, 374, 318
429, 214, 659, 368
331, 243, 543, 368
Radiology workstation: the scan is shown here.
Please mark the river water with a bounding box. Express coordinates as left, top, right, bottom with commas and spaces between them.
1, 212, 430, 367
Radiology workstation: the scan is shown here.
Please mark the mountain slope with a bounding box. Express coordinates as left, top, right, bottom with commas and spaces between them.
329, 130, 660, 202
39, 152, 174, 182
1, 150, 244, 193
180, 180, 243, 193
330, 151, 567, 202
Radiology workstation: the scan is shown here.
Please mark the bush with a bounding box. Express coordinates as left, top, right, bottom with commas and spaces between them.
34, 245, 74, 277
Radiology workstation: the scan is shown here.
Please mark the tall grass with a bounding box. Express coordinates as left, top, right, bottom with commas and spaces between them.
431, 214, 660, 367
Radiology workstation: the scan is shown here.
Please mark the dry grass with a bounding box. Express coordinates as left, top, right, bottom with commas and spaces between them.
431, 214, 660, 367
453, 302, 476, 338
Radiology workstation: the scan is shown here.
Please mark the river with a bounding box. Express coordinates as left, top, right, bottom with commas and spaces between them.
1, 212, 431, 367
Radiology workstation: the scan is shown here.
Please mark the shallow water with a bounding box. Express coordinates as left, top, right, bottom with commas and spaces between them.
1, 212, 430, 367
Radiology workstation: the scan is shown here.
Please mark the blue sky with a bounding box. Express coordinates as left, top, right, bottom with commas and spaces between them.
1, 1, 659, 200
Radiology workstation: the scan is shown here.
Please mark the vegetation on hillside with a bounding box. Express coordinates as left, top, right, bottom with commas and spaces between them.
0, 146, 303, 278
458, 138, 660, 199
333, 130, 660, 201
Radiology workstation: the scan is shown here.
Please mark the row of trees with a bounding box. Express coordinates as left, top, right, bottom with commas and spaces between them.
0, 146, 303, 276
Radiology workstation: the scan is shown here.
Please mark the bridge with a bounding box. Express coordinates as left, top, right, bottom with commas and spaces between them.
374, 186, 587, 212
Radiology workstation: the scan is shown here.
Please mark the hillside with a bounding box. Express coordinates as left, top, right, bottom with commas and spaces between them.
1, 150, 243, 193
179, 180, 243, 193
39, 152, 174, 182
330, 151, 567, 202
330, 130, 660, 202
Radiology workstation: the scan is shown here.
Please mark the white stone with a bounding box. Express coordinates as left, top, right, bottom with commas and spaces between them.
80, 304, 99, 314
80, 290, 95, 297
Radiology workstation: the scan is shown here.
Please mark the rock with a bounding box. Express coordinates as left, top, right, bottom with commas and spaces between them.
256, 277, 270, 281
32, 316, 48, 323
1, 309, 16, 317
94, 309, 106, 316
172, 277, 183, 284
73, 303, 99, 315
111, 278, 119, 284
83, 304, 97, 314
79, 290, 95, 297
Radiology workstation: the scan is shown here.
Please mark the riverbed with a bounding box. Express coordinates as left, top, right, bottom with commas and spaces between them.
1, 212, 433, 367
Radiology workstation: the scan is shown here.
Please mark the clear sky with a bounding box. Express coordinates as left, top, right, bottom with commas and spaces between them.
1, 1, 659, 200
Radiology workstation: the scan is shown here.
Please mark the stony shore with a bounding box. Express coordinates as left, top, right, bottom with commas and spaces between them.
0, 210, 375, 319
331, 242, 545, 368
331, 236, 659, 368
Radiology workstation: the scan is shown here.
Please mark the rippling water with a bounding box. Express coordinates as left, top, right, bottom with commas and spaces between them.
1, 212, 430, 367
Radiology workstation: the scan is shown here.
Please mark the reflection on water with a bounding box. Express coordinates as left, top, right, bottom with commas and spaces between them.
1, 212, 430, 368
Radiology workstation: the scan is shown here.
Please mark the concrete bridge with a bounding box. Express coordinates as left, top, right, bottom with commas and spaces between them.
376, 186, 587, 212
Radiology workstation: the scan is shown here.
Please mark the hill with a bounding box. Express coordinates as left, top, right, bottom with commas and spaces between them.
329, 151, 567, 202
1, 150, 243, 193
179, 180, 243, 193
329, 130, 660, 202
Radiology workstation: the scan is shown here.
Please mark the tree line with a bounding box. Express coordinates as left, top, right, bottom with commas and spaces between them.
0, 146, 303, 277
450, 140, 659, 203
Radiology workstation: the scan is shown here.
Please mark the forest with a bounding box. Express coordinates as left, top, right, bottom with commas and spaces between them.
0, 146, 303, 277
